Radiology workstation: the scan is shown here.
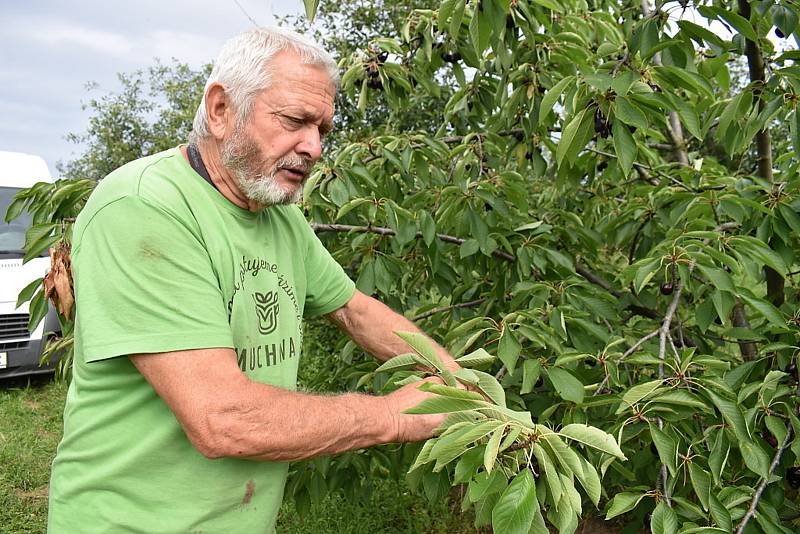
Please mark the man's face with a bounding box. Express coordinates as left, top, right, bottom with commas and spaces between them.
221, 51, 335, 207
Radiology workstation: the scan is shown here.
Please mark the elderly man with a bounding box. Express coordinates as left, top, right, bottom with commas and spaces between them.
48, 27, 457, 533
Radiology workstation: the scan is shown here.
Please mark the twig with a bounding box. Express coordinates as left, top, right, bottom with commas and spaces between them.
411, 298, 487, 321
360, 129, 526, 164
594, 329, 660, 395
575, 263, 622, 298
231, 0, 259, 25
734, 428, 794, 534
310, 223, 516, 261
585, 148, 693, 191
495, 365, 507, 381
658, 277, 683, 375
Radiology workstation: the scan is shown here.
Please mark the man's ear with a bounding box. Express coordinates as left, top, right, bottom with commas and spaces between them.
205, 82, 232, 140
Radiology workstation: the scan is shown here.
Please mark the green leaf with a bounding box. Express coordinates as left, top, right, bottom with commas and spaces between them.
375, 353, 420, 373
531, 443, 562, 506
576, 454, 602, 507
688, 463, 711, 511
708, 492, 732, 532
394, 331, 445, 372
473, 370, 507, 407
417, 381, 486, 401
455, 348, 495, 367
708, 428, 730, 487
649, 423, 678, 477
739, 293, 786, 329
302, 0, 320, 20
559, 424, 626, 459
612, 120, 636, 177
520, 359, 541, 395
705, 390, 750, 442
651, 501, 679, 534
605, 492, 646, 520
714, 6, 758, 41
773, 5, 799, 37
556, 107, 595, 167
652, 390, 713, 413
27, 288, 48, 331
614, 96, 648, 131
491, 470, 537, 534
616, 379, 664, 414
514, 221, 544, 232
729, 236, 788, 276
430, 420, 503, 469
696, 264, 735, 293
16, 277, 43, 309
740, 439, 770, 479
404, 396, 487, 414
484, 424, 506, 473
469, 8, 492, 57
497, 327, 521, 375
539, 76, 575, 125
4, 195, 27, 223
778, 203, 800, 235
633, 257, 661, 294
460, 239, 480, 258
546, 367, 585, 405
420, 210, 436, 246
449, 0, 465, 37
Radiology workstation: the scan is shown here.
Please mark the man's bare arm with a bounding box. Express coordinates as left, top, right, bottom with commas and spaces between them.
326, 290, 460, 372
130, 349, 444, 462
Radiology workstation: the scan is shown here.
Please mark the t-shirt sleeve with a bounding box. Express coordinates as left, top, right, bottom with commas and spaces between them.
300, 217, 355, 318
73, 196, 234, 362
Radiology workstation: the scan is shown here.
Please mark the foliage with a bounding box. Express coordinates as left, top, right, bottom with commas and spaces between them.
302, 0, 800, 531
7, 0, 800, 531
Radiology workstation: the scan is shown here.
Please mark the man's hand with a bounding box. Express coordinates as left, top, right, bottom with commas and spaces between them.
382, 377, 448, 443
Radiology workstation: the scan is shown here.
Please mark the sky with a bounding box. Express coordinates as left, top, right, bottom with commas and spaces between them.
0, 0, 304, 179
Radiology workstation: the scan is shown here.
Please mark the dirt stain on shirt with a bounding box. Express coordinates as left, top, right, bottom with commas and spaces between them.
138, 240, 163, 260
241, 480, 256, 506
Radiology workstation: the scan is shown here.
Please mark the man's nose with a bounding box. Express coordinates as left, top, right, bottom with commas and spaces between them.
296, 127, 322, 161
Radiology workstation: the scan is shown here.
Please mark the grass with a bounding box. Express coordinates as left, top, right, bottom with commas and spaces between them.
0, 375, 66, 534
0, 375, 478, 533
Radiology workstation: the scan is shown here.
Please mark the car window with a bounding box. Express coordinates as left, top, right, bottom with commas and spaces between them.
0, 187, 31, 252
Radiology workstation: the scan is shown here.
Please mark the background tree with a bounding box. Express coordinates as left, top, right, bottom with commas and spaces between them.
7, 0, 800, 531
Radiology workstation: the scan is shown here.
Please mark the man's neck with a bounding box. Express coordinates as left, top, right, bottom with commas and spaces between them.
182, 141, 264, 212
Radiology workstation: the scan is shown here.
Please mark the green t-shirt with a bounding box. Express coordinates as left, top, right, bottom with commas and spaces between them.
48, 147, 355, 533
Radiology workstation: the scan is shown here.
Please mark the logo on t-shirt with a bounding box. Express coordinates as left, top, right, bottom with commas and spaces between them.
253, 290, 280, 335
229, 255, 303, 373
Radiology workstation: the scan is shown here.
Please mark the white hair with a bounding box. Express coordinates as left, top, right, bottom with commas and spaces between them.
189, 26, 339, 143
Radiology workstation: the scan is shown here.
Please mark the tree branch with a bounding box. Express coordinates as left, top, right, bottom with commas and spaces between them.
411, 298, 487, 321
732, 299, 758, 360
594, 329, 660, 395
640, 0, 689, 166
310, 223, 516, 261
734, 427, 794, 534
737, 0, 783, 308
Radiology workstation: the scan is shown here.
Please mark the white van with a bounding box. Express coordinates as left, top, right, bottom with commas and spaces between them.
0, 151, 61, 378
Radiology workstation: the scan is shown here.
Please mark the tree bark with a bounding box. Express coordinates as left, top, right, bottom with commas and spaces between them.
640, 0, 690, 166
738, 0, 784, 308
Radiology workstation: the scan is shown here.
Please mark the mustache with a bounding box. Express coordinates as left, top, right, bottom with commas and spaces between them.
274, 154, 314, 175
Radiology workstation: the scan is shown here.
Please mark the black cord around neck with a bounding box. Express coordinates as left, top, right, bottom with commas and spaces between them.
187, 144, 217, 191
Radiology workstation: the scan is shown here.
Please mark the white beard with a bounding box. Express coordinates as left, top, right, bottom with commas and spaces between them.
221, 125, 307, 207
